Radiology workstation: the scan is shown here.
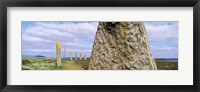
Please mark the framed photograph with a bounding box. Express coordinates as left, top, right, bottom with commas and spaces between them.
0, 0, 199, 92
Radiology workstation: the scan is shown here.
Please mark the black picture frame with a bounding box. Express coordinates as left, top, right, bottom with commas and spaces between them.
0, 0, 200, 92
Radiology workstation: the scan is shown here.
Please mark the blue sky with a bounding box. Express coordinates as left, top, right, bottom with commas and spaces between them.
22, 22, 178, 58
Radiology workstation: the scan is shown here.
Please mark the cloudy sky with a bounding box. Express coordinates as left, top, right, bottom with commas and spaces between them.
22, 22, 178, 58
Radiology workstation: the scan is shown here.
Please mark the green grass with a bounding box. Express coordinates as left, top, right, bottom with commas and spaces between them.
155, 60, 178, 70
22, 58, 88, 70
47, 66, 64, 70
22, 58, 178, 70
32, 66, 42, 70
61, 61, 83, 70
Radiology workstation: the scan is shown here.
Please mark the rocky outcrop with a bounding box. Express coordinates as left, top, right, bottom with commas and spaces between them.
88, 22, 157, 70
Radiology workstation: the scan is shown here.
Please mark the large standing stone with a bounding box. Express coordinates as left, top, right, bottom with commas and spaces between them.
88, 22, 157, 70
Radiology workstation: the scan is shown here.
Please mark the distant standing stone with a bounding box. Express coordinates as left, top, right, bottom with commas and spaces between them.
80, 54, 82, 60
70, 52, 72, 61
84, 54, 87, 60
63, 48, 66, 60
56, 41, 62, 66
75, 53, 77, 60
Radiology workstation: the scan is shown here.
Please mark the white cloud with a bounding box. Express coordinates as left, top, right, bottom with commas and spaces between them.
22, 35, 52, 42
145, 22, 178, 41
150, 45, 177, 51
145, 22, 178, 58
23, 49, 54, 52
22, 22, 98, 57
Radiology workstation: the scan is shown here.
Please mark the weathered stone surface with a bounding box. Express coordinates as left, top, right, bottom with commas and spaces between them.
88, 22, 157, 70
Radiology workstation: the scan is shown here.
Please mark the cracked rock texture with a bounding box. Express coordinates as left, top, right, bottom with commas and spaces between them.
88, 22, 157, 70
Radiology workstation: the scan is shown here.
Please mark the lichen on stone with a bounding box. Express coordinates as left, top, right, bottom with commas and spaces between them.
88, 22, 157, 70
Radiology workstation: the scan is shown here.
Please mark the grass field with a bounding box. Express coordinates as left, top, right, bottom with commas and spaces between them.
155, 61, 178, 70
22, 58, 178, 70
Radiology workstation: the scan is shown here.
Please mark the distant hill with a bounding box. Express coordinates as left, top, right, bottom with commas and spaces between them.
155, 58, 178, 60
22, 55, 46, 58
155, 58, 178, 62
34, 55, 46, 58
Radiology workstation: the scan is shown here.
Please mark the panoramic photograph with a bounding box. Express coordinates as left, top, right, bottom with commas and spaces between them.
22, 21, 178, 70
